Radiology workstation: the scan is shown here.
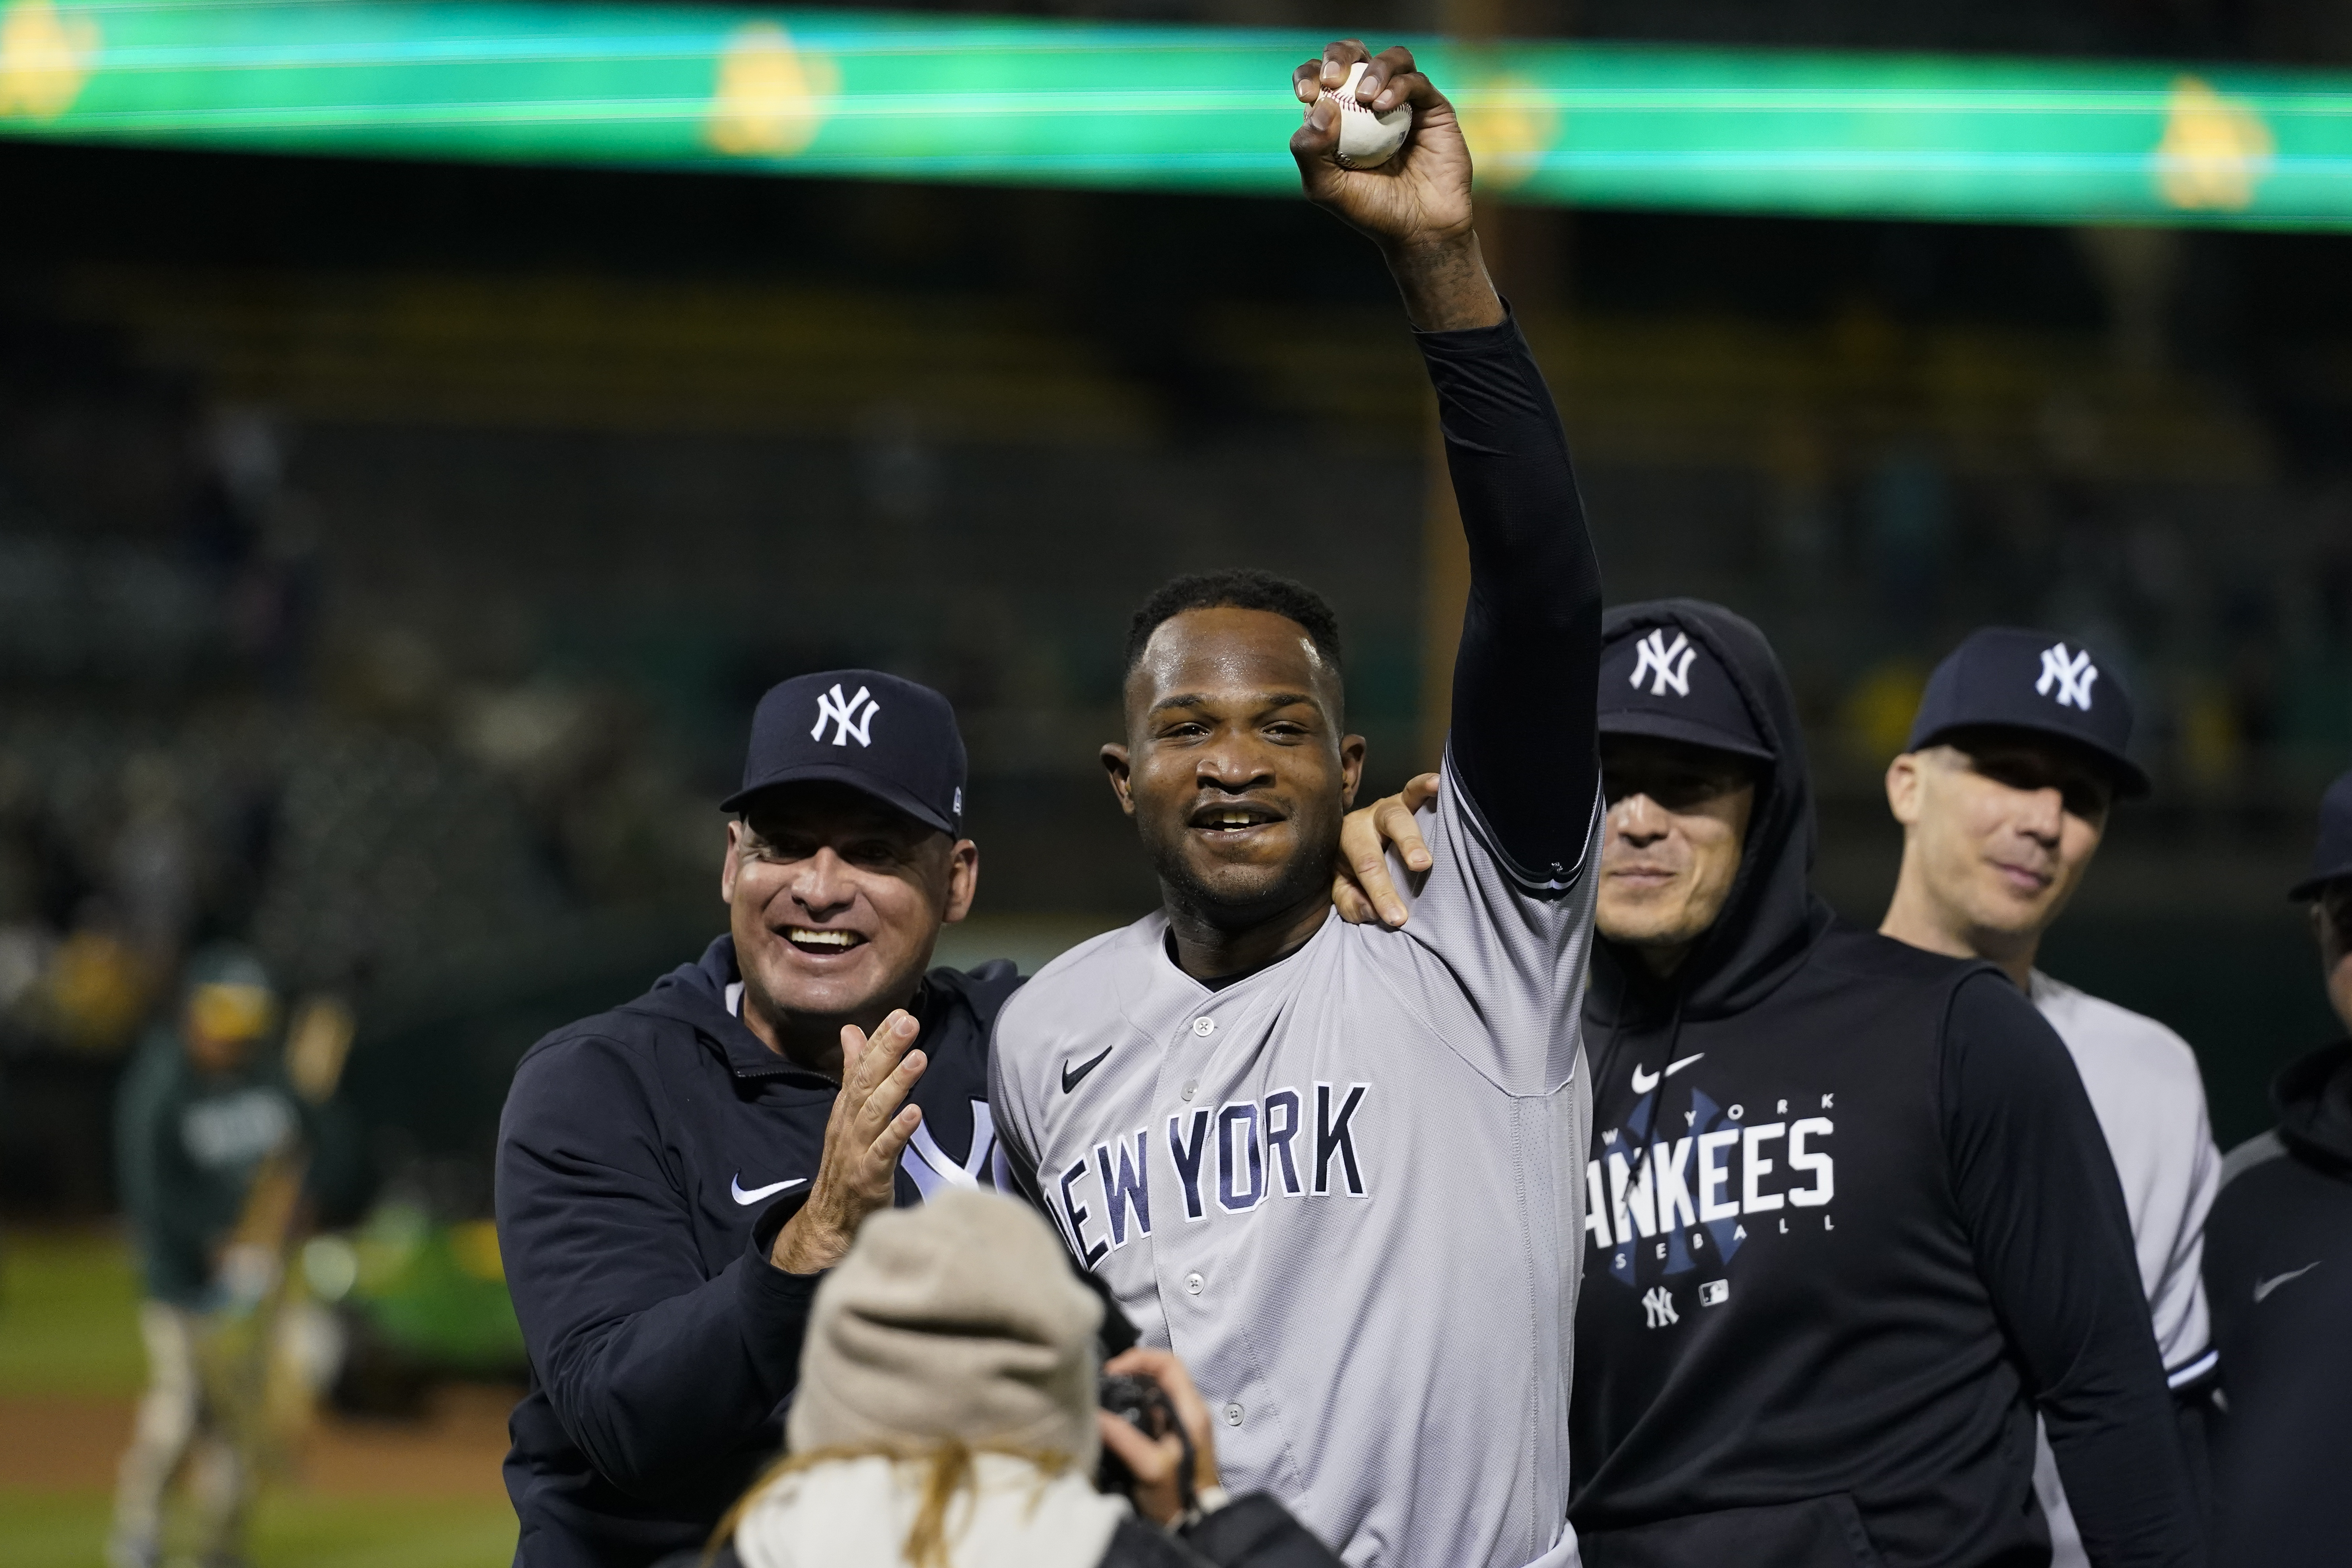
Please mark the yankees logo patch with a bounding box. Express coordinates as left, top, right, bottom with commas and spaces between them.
811, 682, 880, 746
1631, 629, 1697, 698
2035, 643, 2098, 711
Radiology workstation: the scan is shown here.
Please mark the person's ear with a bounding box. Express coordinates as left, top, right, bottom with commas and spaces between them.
1101, 744, 1136, 817
1885, 753, 1926, 828
721, 819, 745, 905
942, 839, 980, 925
1338, 733, 1368, 808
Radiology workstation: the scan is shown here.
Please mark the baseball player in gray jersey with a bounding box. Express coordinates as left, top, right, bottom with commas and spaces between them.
1878, 628, 2221, 1563
989, 41, 1604, 1568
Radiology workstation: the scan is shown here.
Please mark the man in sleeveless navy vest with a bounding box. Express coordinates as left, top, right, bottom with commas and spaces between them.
1558, 600, 2200, 1568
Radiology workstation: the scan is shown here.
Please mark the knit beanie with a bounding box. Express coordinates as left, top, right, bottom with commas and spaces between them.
787, 1189, 1104, 1468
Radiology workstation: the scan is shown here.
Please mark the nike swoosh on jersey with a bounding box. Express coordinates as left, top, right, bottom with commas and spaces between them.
2253, 1260, 2321, 1302
1062, 1045, 1114, 1094
730, 1175, 808, 1206
1629, 1053, 1705, 1095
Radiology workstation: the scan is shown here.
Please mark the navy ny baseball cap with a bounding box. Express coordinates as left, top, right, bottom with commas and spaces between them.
1596, 622, 1773, 764
1907, 627, 2150, 798
723, 669, 968, 837
2289, 769, 2352, 900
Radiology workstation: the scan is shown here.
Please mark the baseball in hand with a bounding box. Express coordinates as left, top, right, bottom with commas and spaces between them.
1318, 60, 1411, 169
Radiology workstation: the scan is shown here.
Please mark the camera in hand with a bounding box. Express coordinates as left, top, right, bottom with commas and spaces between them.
1096, 1372, 1193, 1506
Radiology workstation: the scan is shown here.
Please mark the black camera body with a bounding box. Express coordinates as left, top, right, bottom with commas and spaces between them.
1096, 1372, 1193, 1505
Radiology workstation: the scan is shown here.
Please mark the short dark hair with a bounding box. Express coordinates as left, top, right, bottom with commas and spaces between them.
1123, 569, 1343, 676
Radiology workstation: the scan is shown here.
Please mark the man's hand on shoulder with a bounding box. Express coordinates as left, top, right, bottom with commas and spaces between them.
769, 1010, 926, 1275
1290, 41, 1503, 332
1333, 772, 1439, 929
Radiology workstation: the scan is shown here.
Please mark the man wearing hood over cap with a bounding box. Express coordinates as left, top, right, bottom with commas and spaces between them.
1344, 600, 2198, 1568
2200, 767, 2352, 1568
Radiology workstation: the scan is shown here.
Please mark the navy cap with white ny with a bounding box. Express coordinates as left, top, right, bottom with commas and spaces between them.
1595, 620, 1775, 764
1907, 628, 2149, 797
725, 668, 967, 836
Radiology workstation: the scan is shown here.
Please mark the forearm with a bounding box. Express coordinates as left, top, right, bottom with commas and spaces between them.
1384, 233, 1505, 332
539, 1242, 816, 1498
2045, 1396, 2204, 1568
1416, 299, 1603, 883
499, 1115, 819, 1498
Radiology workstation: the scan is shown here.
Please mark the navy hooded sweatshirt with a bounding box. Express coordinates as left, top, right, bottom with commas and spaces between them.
494, 935, 1020, 1568
1568, 600, 2200, 1568
2203, 1038, 2352, 1568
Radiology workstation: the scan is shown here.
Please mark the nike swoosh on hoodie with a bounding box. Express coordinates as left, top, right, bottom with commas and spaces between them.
731, 1175, 807, 1206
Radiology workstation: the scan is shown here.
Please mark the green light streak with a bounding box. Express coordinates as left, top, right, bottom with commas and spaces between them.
0, 0, 2345, 227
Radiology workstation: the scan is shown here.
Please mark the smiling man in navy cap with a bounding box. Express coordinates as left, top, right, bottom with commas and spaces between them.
1879, 628, 2223, 1568
494, 669, 1020, 1568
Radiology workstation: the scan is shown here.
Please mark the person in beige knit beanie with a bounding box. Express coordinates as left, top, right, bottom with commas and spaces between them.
710, 1189, 1344, 1568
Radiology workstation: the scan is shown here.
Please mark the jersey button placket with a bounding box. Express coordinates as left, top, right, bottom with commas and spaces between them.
1161, 1008, 1223, 1359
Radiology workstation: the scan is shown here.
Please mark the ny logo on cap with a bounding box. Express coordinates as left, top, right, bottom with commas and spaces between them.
2034, 644, 2099, 712
811, 684, 880, 747
1631, 629, 1697, 698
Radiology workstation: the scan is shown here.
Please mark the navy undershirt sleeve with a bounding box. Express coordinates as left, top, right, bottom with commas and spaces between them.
1940, 974, 2202, 1568
1415, 313, 1603, 888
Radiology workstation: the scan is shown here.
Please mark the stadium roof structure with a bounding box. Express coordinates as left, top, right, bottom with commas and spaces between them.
0, 0, 2347, 229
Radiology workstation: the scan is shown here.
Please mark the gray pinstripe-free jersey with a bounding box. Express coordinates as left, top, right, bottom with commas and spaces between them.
989, 767, 1599, 1568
